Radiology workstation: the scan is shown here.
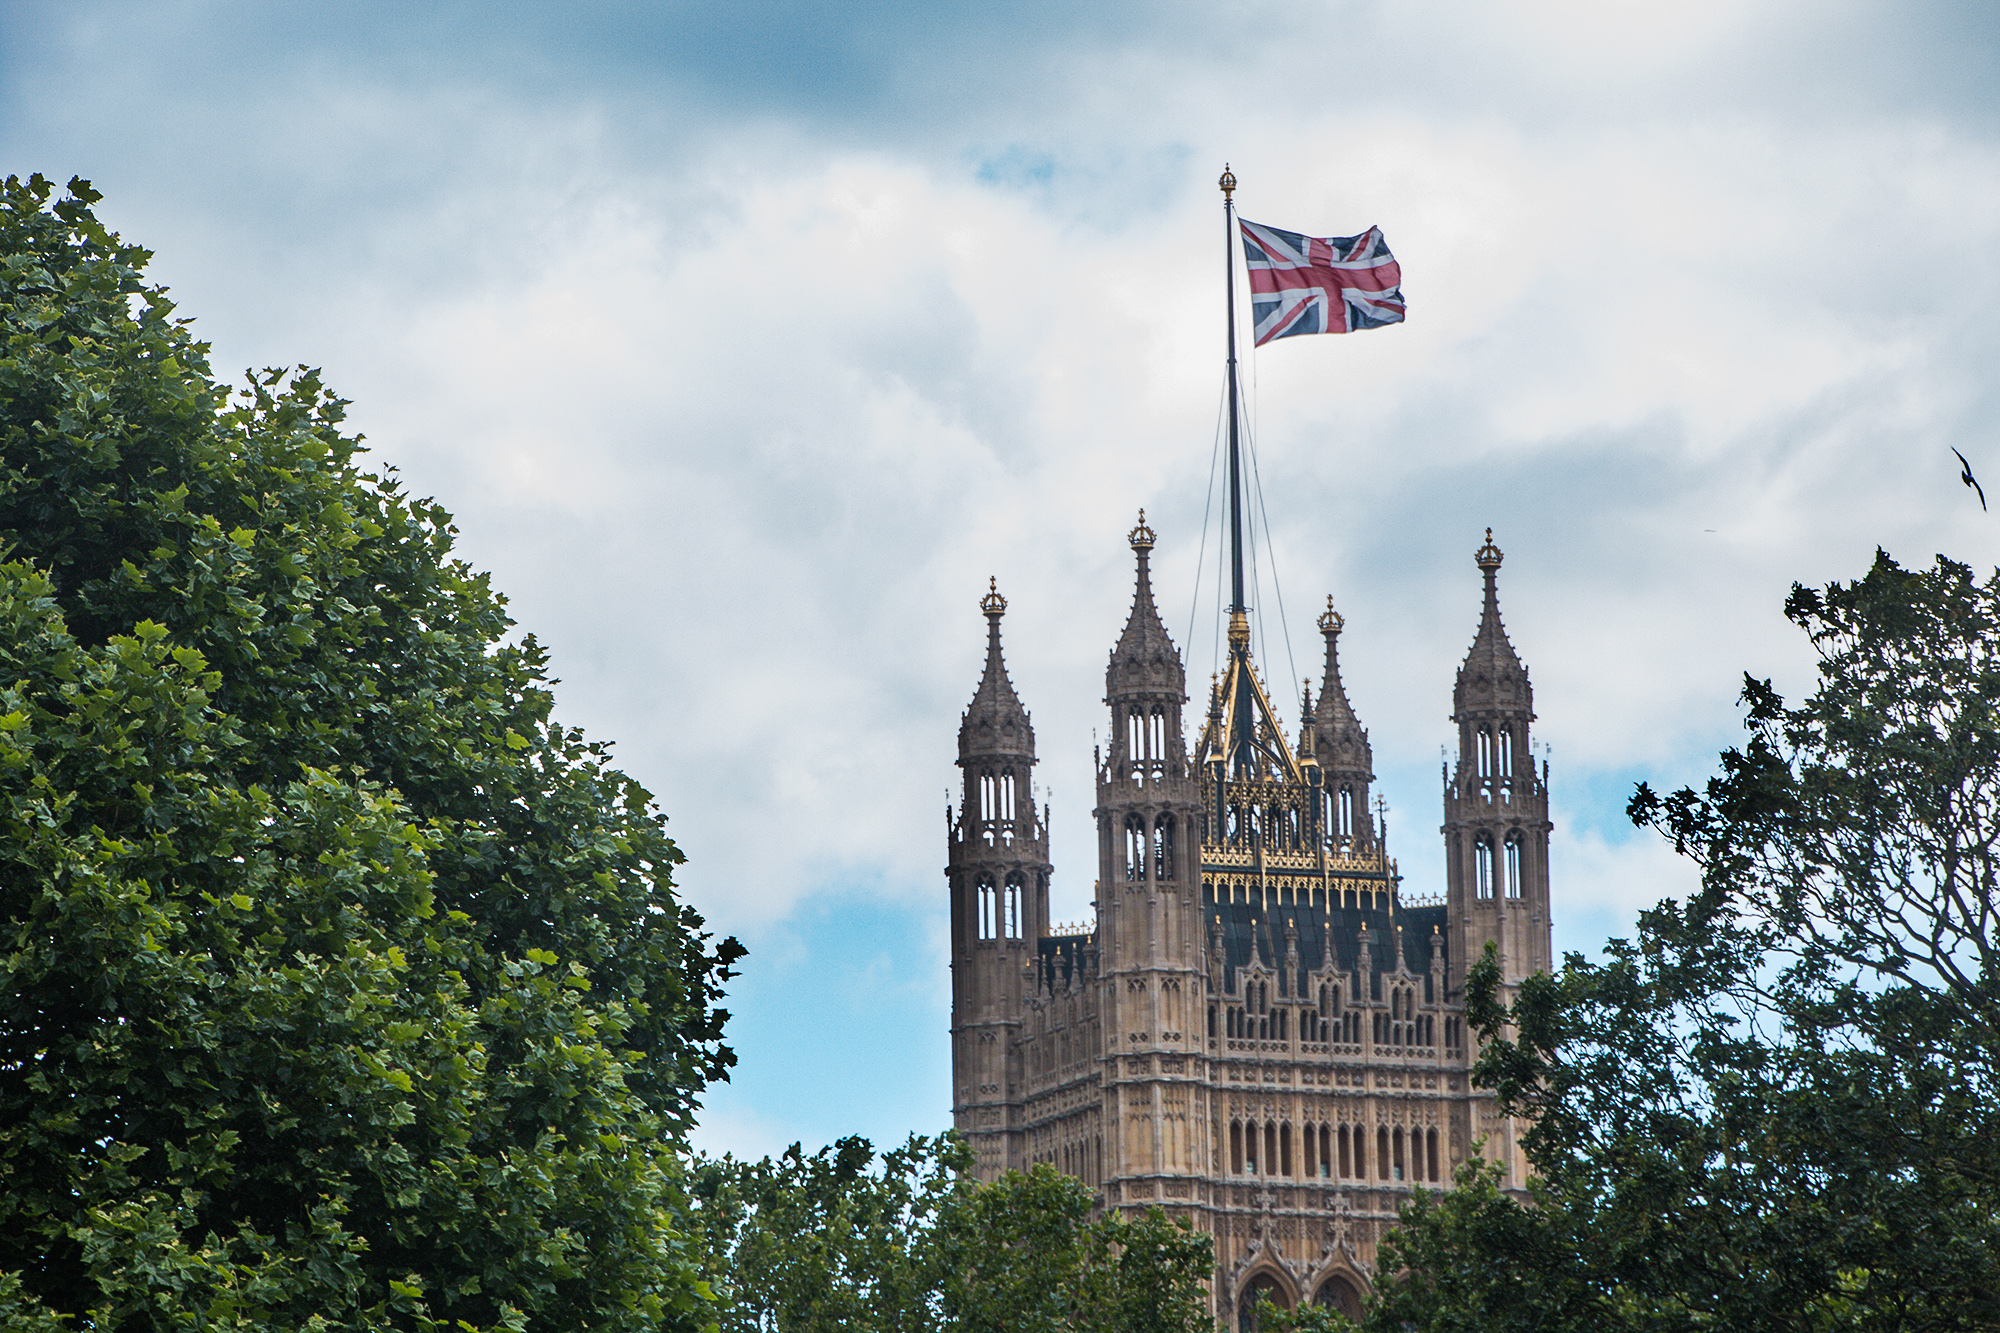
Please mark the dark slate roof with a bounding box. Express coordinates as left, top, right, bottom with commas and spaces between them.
1203, 891, 1446, 1003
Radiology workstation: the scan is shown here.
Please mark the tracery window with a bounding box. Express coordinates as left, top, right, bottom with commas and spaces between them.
1475, 833, 1495, 900
1504, 831, 1524, 898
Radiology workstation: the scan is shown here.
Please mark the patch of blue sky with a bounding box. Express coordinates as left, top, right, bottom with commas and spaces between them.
975, 146, 1058, 191
1, 0, 1176, 138
691, 887, 952, 1162
964, 142, 1193, 230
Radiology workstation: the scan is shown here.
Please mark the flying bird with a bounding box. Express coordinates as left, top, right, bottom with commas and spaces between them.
1953, 447, 1986, 511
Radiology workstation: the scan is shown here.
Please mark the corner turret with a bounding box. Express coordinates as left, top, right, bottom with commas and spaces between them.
948, 578, 1053, 1178
1442, 530, 1552, 1002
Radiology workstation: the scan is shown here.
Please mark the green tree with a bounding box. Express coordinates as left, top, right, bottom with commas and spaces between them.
684, 1135, 1214, 1333
0, 173, 743, 1330
939, 1161, 1214, 1333
1365, 551, 2000, 1333
685, 1134, 973, 1333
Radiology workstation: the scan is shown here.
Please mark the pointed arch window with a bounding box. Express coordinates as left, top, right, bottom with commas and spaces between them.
998, 769, 1018, 842
1498, 727, 1514, 780
1337, 786, 1354, 842
975, 873, 999, 939
1475, 833, 1495, 900
1153, 814, 1176, 881
1124, 814, 1147, 881
1476, 726, 1494, 780
1504, 831, 1524, 899
978, 770, 997, 832
1004, 871, 1026, 938
1148, 707, 1166, 766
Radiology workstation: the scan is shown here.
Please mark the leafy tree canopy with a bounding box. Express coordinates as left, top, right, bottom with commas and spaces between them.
1361, 551, 2000, 1333
683, 1134, 1214, 1333
0, 173, 743, 1331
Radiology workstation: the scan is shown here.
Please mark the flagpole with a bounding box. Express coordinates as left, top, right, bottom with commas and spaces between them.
1219, 166, 1254, 779
1220, 165, 1246, 631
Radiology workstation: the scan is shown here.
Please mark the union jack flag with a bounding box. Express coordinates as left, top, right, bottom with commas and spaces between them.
1239, 220, 1404, 345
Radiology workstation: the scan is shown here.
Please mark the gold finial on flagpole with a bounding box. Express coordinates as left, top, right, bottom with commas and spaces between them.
1219, 164, 1236, 201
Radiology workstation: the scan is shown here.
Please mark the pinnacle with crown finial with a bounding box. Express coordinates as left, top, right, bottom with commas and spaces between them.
1318, 595, 1344, 635
981, 577, 1007, 617
1476, 527, 1504, 570
1128, 508, 1156, 550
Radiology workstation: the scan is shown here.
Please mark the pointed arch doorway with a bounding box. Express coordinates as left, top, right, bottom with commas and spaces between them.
1236, 1272, 1291, 1332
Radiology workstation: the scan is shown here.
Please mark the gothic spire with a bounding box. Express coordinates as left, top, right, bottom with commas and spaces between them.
1312, 597, 1375, 846
1313, 598, 1370, 756
1452, 529, 1533, 723
960, 578, 1035, 763
1106, 511, 1184, 701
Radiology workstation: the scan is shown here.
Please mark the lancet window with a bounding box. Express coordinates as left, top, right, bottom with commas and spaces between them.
1337, 785, 1354, 842
1505, 831, 1524, 898
1152, 814, 1176, 880
975, 873, 999, 940
1003, 872, 1025, 939
1475, 833, 1495, 900
1124, 815, 1147, 881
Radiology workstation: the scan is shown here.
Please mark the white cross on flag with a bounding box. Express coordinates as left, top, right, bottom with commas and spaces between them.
1240, 220, 1405, 344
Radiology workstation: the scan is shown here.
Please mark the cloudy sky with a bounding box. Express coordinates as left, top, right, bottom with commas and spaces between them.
6, 0, 1999, 1158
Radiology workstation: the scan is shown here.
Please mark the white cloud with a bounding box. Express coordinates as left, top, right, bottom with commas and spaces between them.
11, 0, 2000, 1147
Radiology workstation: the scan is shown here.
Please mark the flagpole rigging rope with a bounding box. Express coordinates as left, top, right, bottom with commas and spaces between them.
1244, 414, 1300, 701
1190, 380, 1226, 684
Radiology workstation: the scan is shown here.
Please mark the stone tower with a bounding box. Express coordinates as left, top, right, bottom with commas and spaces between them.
947, 579, 1053, 1174
1442, 530, 1554, 1004
945, 525, 1556, 1329
1094, 512, 1206, 1201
